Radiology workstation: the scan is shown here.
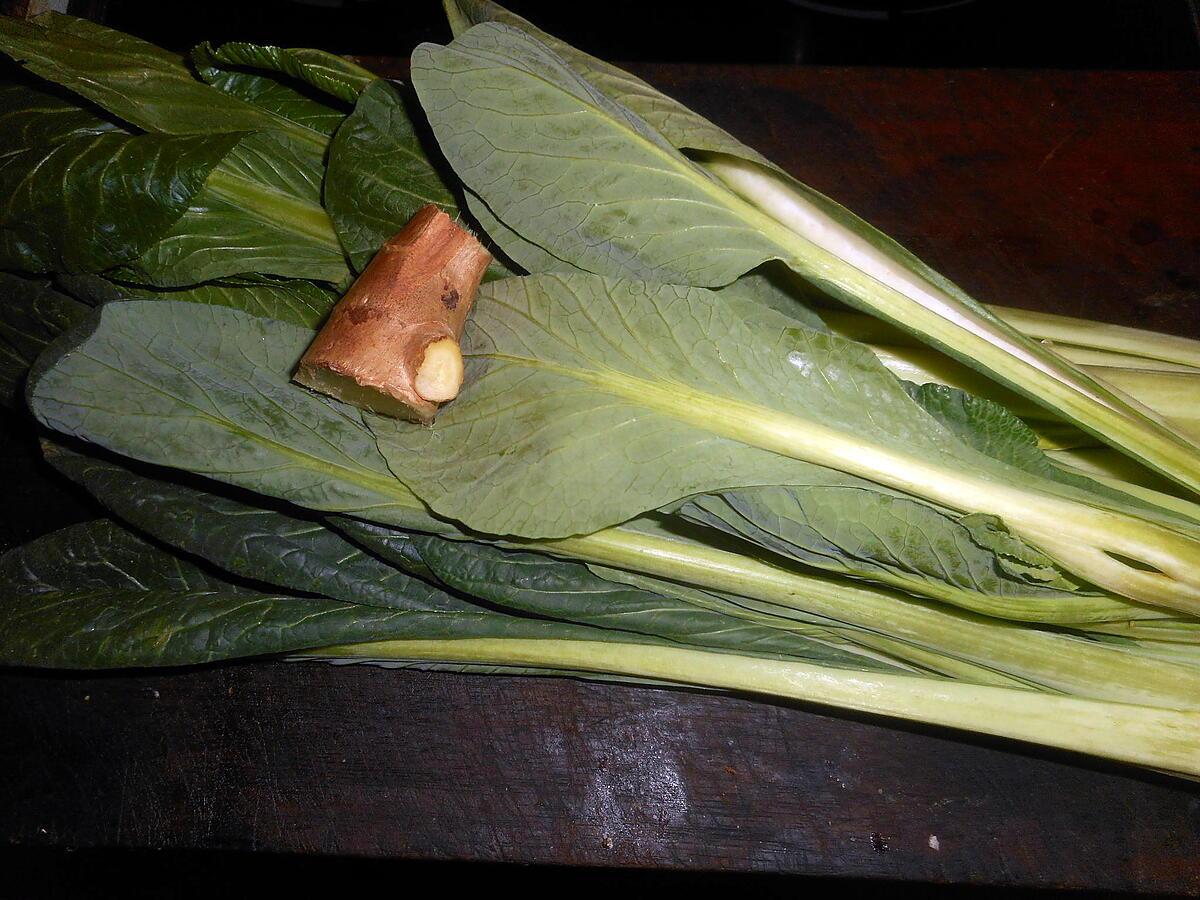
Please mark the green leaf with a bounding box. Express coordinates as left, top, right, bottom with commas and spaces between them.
333, 517, 902, 670
0, 81, 121, 154
191, 42, 348, 137
368, 273, 978, 537
0, 518, 609, 669
0, 273, 90, 408
411, 24, 780, 287
0, 15, 326, 153
56, 274, 336, 329
324, 79, 459, 272
0, 129, 240, 274
28, 300, 425, 524
440, 0, 772, 168
907, 382, 1199, 534
0, 518, 237, 595
47, 445, 475, 613
200, 41, 377, 105
676, 488, 1155, 625
118, 137, 350, 286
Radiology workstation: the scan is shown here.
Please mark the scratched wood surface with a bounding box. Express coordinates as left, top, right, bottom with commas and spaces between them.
2, 65, 1199, 892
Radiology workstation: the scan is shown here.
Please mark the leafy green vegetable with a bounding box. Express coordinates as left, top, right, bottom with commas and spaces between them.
411, 19, 1200, 497
0, 518, 613, 669
191, 42, 350, 136
366, 273, 1200, 614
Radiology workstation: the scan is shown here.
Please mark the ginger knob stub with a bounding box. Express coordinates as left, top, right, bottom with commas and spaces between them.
293, 204, 491, 424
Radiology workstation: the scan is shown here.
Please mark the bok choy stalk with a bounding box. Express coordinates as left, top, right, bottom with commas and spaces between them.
306, 637, 1200, 778
699, 153, 1200, 494
424, 7, 1200, 498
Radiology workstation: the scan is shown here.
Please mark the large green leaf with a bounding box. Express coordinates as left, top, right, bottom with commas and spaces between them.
440, 0, 773, 168
368, 273, 991, 537
47, 446, 475, 613
0, 129, 240, 274
0, 518, 611, 669
324, 79, 458, 272
411, 24, 780, 287
28, 301, 424, 524
0, 273, 90, 408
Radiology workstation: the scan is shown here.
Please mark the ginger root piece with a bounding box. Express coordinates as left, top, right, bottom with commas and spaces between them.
294, 205, 491, 424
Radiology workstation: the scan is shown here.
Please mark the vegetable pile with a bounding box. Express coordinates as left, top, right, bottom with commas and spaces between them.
3, 1, 1200, 776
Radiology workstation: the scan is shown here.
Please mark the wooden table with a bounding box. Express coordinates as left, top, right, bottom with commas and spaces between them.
3, 64, 1199, 894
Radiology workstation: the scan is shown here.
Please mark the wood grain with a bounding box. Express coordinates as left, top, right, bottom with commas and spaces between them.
2, 64, 1199, 891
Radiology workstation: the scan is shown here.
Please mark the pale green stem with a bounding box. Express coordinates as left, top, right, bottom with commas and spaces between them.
514, 357, 1200, 612
303, 637, 1200, 778
700, 153, 1200, 496
991, 306, 1200, 370
536, 527, 1200, 708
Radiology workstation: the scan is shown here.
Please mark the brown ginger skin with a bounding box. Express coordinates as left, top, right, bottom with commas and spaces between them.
294, 205, 491, 423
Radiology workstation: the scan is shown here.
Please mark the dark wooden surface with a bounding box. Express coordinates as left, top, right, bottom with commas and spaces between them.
3, 65, 1200, 892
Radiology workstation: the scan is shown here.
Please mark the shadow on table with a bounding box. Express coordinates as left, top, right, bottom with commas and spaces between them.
0, 847, 1182, 899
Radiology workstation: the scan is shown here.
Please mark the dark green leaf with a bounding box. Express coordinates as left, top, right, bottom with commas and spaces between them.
0, 519, 608, 669
324, 79, 458, 272
0, 273, 90, 408
201, 41, 377, 105
191, 41, 347, 137
0, 129, 240, 273
48, 446, 475, 613
0, 15, 326, 154
336, 516, 905, 670
0, 81, 121, 156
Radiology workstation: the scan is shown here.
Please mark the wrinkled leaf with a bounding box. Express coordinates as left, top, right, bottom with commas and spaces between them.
200, 41, 377, 105
29, 301, 424, 524
334, 517, 900, 669
0, 273, 90, 408
324, 79, 458, 272
48, 446, 474, 613
0, 518, 608, 669
192, 41, 348, 137
0, 129, 240, 273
